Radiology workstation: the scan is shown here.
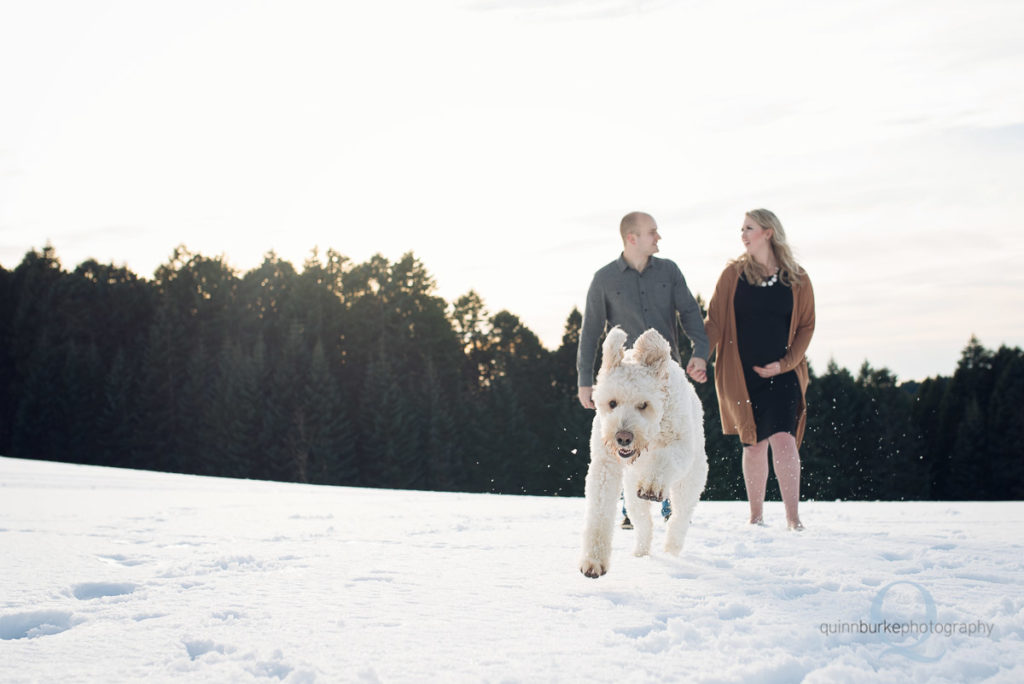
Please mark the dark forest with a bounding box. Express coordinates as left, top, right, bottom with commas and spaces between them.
2, 245, 1021, 500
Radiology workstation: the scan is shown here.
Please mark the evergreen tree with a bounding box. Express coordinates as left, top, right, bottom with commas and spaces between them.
135, 308, 175, 472
0, 264, 14, 453
934, 337, 994, 498
451, 290, 491, 387
358, 349, 420, 489
910, 375, 948, 500
11, 331, 65, 461
8, 247, 65, 459
62, 340, 104, 464
97, 348, 141, 469
855, 363, 926, 499
304, 339, 356, 486
481, 310, 553, 493
238, 251, 299, 359
988, 354, 1024, 498
206, 339, 263, 479
548, 309, 593, 496
260, 323, 311, 482
803, 361, 865, 499
416, 358, 460, 492
179, 340, 217, 475
951, 396, 988, 496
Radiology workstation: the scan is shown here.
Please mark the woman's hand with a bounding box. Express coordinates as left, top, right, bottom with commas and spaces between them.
752, 361, 782, 378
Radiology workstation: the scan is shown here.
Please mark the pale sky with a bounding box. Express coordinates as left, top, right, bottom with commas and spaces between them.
2, 0, 1022, 382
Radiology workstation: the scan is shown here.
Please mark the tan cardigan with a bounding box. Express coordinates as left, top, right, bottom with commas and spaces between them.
704, 262, 816, 447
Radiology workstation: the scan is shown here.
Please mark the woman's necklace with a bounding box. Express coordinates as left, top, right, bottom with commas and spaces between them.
760, 267, 780, 287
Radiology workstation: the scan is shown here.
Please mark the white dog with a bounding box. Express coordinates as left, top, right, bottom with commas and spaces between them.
579, 326, 708, 578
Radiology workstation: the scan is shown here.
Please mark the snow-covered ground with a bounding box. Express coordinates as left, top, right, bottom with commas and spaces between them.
1, 456, 1021, 683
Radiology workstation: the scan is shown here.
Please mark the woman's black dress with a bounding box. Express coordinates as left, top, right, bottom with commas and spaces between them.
733, 272, 801, 445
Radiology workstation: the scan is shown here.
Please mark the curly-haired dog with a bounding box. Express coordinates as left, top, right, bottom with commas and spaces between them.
579, 327, 708, 578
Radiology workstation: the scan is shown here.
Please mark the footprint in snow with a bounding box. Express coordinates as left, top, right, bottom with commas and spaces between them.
71, 582, 137, 600
183, 638, 235, 661
717, 603, 753, 620
97, 554, 148, 567
0, 611, 78, 640
248, 651, 296, 680
774, 583, 820, 599
212, 610, 245, 621
207, 556, 263, 571
732, 542, 754, 558
955, 572, 1014, 585
132, 613, 166, 622
614, 622, 663, 638
879, 550, 914, 561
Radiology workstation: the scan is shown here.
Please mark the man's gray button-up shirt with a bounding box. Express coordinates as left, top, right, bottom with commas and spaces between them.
576, 255, 709, 387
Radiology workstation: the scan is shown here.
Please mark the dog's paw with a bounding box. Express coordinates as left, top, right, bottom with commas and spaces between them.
637, 485, 664, 502
579, 557, 608, 578
664, 539, 683, 556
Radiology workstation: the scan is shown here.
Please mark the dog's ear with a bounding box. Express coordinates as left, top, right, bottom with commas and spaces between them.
633, 328, 671, 377
600, 326, 628, 374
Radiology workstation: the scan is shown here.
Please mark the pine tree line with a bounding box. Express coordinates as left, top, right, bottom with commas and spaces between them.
1, 246, 1021, 500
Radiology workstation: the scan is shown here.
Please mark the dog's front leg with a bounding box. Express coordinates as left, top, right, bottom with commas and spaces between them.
664, 454, 708, 556
579, 451, 623, 578
635, 446, 681, 503
622, 470, 653, 557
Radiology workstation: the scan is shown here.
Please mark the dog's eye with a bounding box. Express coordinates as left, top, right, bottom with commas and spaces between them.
638, 402, 648, 410
609, 400, 617, 409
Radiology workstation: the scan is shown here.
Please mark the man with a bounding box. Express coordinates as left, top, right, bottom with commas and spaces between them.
577, 211, 709, 524
577, 211, 709, 406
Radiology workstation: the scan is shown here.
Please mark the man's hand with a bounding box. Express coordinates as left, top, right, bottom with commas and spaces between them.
686, 357, 708, 384
578, 386, 596, 410
752, 361, 782, 378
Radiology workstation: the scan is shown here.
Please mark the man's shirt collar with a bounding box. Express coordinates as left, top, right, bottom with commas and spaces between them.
617, 254, 659, 273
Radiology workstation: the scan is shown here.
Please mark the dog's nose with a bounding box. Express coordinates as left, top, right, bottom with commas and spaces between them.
615, 431, 633, 447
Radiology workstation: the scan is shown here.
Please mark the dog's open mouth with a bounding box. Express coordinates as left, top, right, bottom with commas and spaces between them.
618, 448, 636, 459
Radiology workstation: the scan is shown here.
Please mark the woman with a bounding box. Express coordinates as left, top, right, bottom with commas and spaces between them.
705, 209, 815, 530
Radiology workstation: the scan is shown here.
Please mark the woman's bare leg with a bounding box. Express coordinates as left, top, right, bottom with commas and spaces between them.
768, 432, 802, 529
742, 440, 770, 524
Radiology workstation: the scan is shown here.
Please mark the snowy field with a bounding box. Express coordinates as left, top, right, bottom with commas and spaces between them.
1, 456, 1022, 683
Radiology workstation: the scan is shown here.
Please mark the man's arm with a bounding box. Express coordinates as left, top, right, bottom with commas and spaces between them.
673, 268, 710, 382
576, 275, 607, 406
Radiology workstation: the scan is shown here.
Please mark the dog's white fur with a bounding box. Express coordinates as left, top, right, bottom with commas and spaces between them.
579, 326, 708, 578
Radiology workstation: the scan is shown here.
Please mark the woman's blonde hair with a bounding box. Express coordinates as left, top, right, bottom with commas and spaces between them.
735, 208, 805, 287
